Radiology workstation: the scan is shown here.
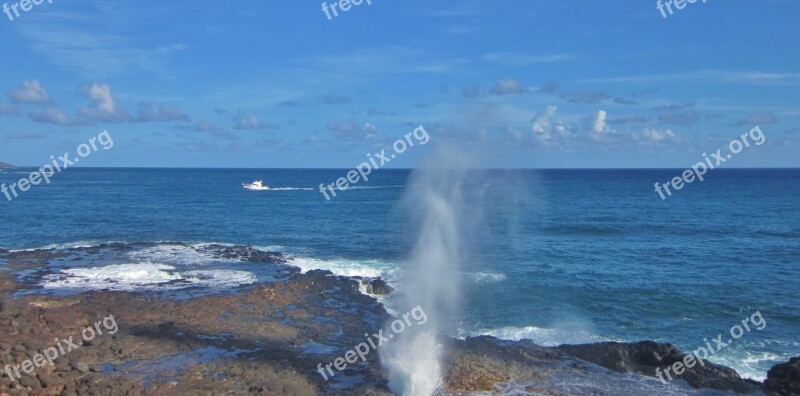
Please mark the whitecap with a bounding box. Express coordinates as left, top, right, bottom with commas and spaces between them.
9, 240, 123, 252
41, 262, 256, 291
42, 263, 181, 290
709, 350, 785, 382
126, 244, 236, 266
464, 325, 610, 347
466, 272, 507, 283
288, 256, 394, 279
182, 269, 258, 288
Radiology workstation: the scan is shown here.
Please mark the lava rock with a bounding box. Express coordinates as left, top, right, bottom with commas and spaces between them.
559, 341, 762, 393
74, 362, 90, 373
765, 356, 800, 396
358, 278, 394, 295
199, 244, 289, 264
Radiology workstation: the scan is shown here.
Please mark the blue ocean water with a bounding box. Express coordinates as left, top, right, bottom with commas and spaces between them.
1, 167, 798, 381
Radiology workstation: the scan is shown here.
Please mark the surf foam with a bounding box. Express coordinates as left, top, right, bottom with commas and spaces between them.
41, 262, 256, 291
288, 256, 394, 279
466, 325, 609, 347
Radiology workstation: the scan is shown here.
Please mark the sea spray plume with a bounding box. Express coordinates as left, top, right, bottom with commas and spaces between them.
381, 146, 479, 396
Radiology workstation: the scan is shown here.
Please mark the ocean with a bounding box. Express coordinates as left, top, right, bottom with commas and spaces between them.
1, 167, 798, 381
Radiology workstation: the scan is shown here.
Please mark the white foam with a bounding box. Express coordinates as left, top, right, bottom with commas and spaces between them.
268, 187, 314, 191
41, 262, 256, 291
42, 263, 180, 290
346, 185, 404, 190
182, 270, 258, 288
126, 244, 234, 266
466, 272, 507, 283
253, 244, 310, 255
709, 351, 784, 382
288, 256, 395, 279
9, 240, 122, 252
465, 325, 609, 347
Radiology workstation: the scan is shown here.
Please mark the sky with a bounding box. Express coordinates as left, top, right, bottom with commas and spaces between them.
0, 0, 798, 168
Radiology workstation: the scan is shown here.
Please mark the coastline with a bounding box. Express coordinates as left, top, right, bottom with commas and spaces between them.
0, 243, 796, 395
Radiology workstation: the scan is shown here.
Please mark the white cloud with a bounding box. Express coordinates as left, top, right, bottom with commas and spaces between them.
234, 113, 278, 130
29, 107, 82, 126
191, 121, 238, 140
16, 6, 184, 78
363, 123, 378, 138
734, 112, 777, 126
491, 79, 528, 95
532, 106, 556, 134
8, 80, 50, 104
87, 83, 115, 112
136, 102, 190, 123
634, 128, 679, 145
193, 120, 224, 132
593, 110, 608, 133
531, 105, 571, 145
590, 110, 612, 140
327, 120, 377, 140
581, 70, 800, 86
643, 128, 675, 141
0, 102, 20, 115
78, 83, 131, 122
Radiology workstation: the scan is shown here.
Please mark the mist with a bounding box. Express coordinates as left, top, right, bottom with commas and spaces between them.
380, 145, 485, 395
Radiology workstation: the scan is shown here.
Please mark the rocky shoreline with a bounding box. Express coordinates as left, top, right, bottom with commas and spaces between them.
0, 243, 797, 395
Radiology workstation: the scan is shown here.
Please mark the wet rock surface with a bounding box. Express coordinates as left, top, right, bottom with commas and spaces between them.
196, 244, 290, 264
0, 266, 392, 394
559, 341, 763, 394
355, 277, 394, 296
765, 357, 800, 396
0, 244, 796, 395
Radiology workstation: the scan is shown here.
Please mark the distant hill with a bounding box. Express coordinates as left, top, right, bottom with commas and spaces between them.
0, 162, 15, 169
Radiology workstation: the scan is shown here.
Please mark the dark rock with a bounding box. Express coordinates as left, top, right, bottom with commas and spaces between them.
4, 249, 53, 261
358, 278, 393, 295
765, 356, 800, 396
444, 336, 563, 392
198, 244, 289, 264
19, 372, 39, 388
559, 341, 762, 393
303, 269, 333, 279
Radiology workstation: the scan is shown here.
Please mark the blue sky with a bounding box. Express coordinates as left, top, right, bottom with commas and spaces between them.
0, 0, 798, 168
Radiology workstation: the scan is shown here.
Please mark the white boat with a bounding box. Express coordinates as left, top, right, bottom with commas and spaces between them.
242, 180, 270, 191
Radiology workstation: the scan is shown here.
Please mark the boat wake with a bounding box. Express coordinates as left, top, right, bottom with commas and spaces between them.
267, 187, 314, 191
